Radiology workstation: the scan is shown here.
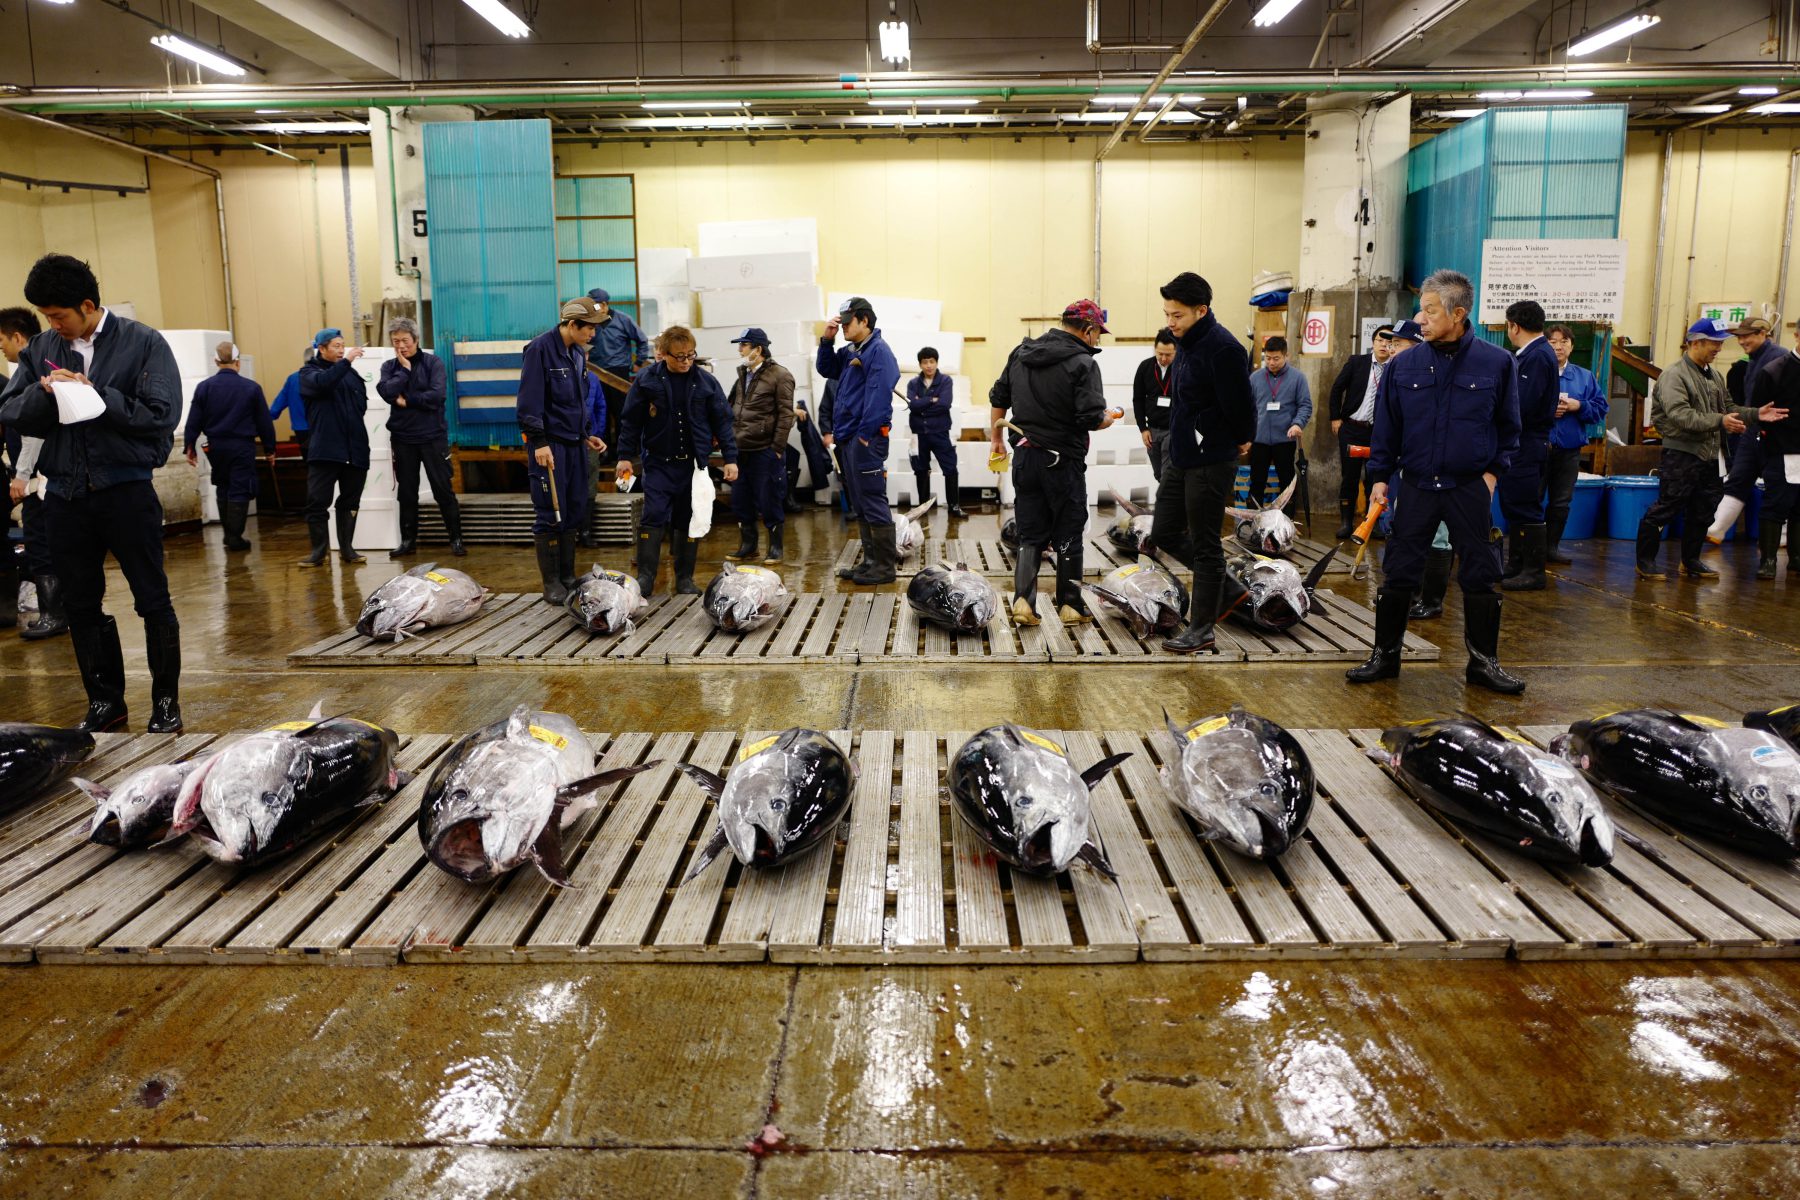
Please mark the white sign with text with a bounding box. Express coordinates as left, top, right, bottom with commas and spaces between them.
1478, 238, 1627, 324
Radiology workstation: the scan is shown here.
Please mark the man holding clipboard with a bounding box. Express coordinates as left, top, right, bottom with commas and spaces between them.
0, 254, 184, 734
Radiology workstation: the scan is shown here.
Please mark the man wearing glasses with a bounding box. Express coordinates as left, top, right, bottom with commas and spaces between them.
617, 325, 738, 597
518, 296, 609, 604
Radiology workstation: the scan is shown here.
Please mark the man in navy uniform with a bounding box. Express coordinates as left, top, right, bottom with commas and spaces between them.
617, 325, 738, 597
585, 288, 652, 457
1496, 299, 1559, 592
0, 253, 185, 732
378, 316, 464, 559
518, 297, 608, 604
1349, 268, 1526, 695
907, 346, 964, 517
184, 340, 277, 552
818, 296, 902, 584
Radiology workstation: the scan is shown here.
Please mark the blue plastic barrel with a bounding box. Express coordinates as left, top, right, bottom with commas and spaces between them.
1606, 476, 1662, 540
1563, 477, 1605, 541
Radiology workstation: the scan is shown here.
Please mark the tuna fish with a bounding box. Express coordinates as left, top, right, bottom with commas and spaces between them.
167, 714, 408, 865
895, 511, 925, 560
948, 725, 1128, 878
1218, 547, 1338, 632
1088, 560, 1189, 638
907, 562, 999, 632
1378, 716, 1615, 867
79, 761, 201, 848
1229, 477, 1300, 556
1556, 710, 1800, 859
0, 724, 95, 809
356, 563, 489, 642
1105, 489, 1155, 557
679, 728, 855, 881
703, 562, 789, 633
566, 566, 648, 636
1745, 705, 1800, 754
1160, 707, 1314, 859
418, 707, 658, 886
1001, 517, 1057, 566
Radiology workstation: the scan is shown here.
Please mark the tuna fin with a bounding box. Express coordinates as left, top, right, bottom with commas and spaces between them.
1108, 488, 1146, 518
954, 561, 970, 572
682, 826, 731, 882
1364, 744, 1395, 767
721, 560, 737, 576
1455, 709, 1513, 741
72, 777, 110, 804
1225, 505, 1257, 521
308, 700, 325, 720
1270, 475, 1299, 513
553, 762, 661, 827
1302, 545, 1340, 593
1162, 707, 1187, 752
1616, 827, 1665, 863
1079, 752, 1131, 789
412, 561, 438, 576
1075, 841, 1118, 879
675, 762, 728, 800
530, 820, 576, 888
505, 706, 534, 741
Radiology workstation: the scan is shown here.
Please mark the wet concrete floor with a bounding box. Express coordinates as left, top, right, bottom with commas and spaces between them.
3, 504, 1799, 1197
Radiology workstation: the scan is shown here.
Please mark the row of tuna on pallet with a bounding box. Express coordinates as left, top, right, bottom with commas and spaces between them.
3, 710, 1800, 963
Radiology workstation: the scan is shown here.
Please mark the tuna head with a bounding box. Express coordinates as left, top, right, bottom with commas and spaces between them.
568, 569, 645, 635
948, 725, 1128, 877
189, 734, 314, 862
1163, 709, 1313, 860
80, 760, 201, 848
1230, 478, 1299, 555
941, 566, 998, 630
704, 563, 786, 632
1745, 705, 1800, 755
895, 515, 923, 559
424, 740, 570, 883
1090, 562, 1188, 638
679, 729, 855, 880
356, 575, 433, 641
1235, 557, 1310, 629
1703, 727, 1800, 852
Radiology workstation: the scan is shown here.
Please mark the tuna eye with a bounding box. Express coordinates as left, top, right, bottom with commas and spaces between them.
1258, 782, 1277, 797
1017, 795, 1034, 809
769, 798, 787, 812
1545, 790, 1561, 806
1749, 784, 1771, 802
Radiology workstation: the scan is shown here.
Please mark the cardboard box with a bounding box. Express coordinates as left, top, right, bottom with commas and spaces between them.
700, 285, 824, 329
686, 251, 814, 292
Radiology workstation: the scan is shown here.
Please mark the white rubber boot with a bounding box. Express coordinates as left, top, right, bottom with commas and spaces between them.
1706, 495, 1746, 545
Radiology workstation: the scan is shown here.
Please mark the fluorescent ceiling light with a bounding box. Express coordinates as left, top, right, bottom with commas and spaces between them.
241, 121, 371, 133
1091, 94, 1174, 106
1476, 91, 1525, 100
1475, 89, 1592, 101
869, 97, 979, 107
462, 0, 530, 38
1673, 105, 1732, 114
150, 34, 248, 77
1252, 0, 1304, 26
642, 100, 747, 110
1437, 109, 1488, 119
1069, 112, 1127, 122
41, 0, 74, 5
1568, 13, 1660, 57
878, 20, 910, 64
1752, 103, 1800, 114
1740, 86, 1782, 96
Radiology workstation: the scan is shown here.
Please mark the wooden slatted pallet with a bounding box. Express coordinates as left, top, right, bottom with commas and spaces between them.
289, 589, 1437, 667
8, 725, 1800, 966
416, 493, 642, 546
835, 534, 1351, 579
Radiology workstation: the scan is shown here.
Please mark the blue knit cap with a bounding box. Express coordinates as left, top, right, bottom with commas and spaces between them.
312, 327, 342, 347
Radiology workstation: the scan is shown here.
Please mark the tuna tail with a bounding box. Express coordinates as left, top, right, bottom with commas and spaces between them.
554, 762, 662, 828
530, 820, 576, 888
682, 826, 732, 882
1079, 752, 1132, 789
676, 762, 729, 801
1075, 841, 1119, 879
1162, 707, 1187, 755
1302, 546, 1339, 595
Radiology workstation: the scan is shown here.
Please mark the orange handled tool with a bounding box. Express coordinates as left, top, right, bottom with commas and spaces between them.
1351, 494, 1388, 546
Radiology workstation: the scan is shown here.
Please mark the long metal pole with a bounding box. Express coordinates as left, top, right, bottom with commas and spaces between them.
1778, 150, 1800, 344
1096, 0, 1239, 162
1680, 135, 1707, 352
1093, 158, 1103, 301
1648, 132, 1674, 355
341, 145, 362, 343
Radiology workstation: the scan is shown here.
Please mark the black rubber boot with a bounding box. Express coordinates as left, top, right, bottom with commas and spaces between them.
558, 530, 580, 590
838, 519, 873, 580
1546, 511, 1572, 564
1681, 556, 1720, 580
1409, 548, 1454, 619
336, 509, 365, 564
1162, 573, 1224, 654
393, 492, 417, 559
946, 472, 966, 518
144, 621, 183, 734
763, 523, 784, 565
1334, 499, 1354, 540
446, 502, 467, 556
21, 574, 69, 641
222, 502, 253, 551
728, 523, 758, 561
1346, 587, 1413, 683
535, 534, 566, 605
851, 524, 898, 585
1463, 592, 1526, 695
1500, 528, 1525, 584
674, 535, 702, 595
0, 554, 15, 630
297, 518, 330, 567
1790, 517, 1800, 576
635, 525, 666, 597
1757, 521, 1782, 579
1501, 523, 1547, 591
1634, 520, 1665, 579
914, 474, 932, 510
71, 616, 128, 732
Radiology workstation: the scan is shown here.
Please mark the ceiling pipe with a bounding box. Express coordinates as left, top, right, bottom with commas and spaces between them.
1135, 94, 1182, 144
1085, 0, 1177, 54
1096, 0, 1234, 161
1680, 86, 1800, 130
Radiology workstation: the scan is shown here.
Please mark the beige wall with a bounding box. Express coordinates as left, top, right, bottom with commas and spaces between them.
1621, 128, 1800, 366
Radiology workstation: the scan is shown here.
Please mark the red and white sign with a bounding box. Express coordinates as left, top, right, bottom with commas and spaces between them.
1300, 307, 1334, 356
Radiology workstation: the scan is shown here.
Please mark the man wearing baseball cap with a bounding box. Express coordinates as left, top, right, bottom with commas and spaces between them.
517, 297, 609, 603
988, 299, 1117, 626
725, 327, 796, 564
1705, 316, 1783, 545
1637, 317, 1788, 580
584, 288, 652, 455
818, 295, 902, 585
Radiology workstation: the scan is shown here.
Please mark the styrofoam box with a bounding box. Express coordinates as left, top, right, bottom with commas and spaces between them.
699, 285, 823, 329
1097, 344, 1152, 390
687, 251, 814, 292
328, 497, 399, 551
698, 219, 819, 272
827, 292, 940, 332
162, 329, 233, 377
638, 247, 692, 290
880, 328, 963, 375
641, 287, 694, 328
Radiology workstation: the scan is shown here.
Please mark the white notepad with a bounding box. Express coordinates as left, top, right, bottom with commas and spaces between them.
51, 380, 105, 424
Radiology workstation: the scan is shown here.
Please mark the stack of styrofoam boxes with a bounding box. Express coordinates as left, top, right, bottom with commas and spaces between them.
638, 247, 695, 333
326, 347, 401, 552
1090, 344, 1157, 506
160, 329, 231, 527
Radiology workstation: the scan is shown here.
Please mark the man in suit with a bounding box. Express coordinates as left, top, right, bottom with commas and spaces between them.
1326, 323, 1397, 538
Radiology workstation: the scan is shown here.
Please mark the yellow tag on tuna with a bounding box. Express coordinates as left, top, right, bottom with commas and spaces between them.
1684, 714, 1729, 728
1186, 716, 1230, 741
528, 724, 569, 750
1019, 730, 1065, 756
739, 734, 779, 762
424, 571, 451, 585
1115, 564, 1143, 578
735, 565, 772, 577
265, 720, 313, 732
